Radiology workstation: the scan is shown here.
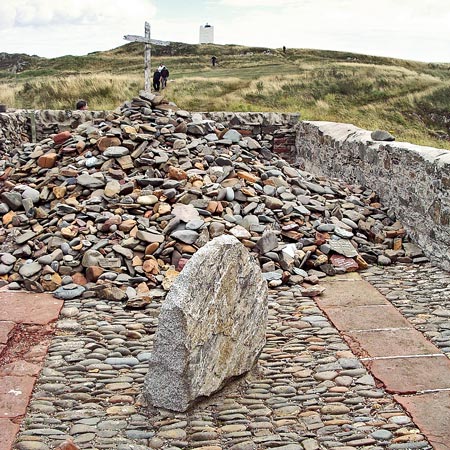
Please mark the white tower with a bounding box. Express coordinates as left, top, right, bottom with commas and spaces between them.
199, 23, 214, 44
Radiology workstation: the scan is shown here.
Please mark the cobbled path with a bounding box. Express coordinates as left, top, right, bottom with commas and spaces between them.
14, 264, 445, 449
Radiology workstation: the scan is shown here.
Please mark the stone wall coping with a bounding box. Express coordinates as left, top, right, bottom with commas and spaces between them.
303, 120, 450, 166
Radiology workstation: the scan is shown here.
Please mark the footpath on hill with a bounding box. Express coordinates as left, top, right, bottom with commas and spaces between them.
0, 92, 447, 449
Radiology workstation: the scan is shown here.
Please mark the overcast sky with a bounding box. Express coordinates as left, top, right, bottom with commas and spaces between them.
1, 0, 449, 62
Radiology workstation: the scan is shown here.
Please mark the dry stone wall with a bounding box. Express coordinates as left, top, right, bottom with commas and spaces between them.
295, 121, 450, 270
0, 110, 109, 151
0, 112, 29, 152
0, 110, 298, 159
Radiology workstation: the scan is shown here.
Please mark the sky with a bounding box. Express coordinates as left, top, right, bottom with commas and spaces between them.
1, 0, 449, 62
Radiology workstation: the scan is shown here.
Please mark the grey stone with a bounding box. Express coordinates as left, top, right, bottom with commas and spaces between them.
53, 284, 86, 299
77, 173, 105, 188
371, 129, 395, 141
103, 146, 130, 157
144, 235, 268, 411
223, 129, 242, 143
19, 261, 42, 277
328, 239, 358, 258
255, 230, 278, 254
170, 230, 199, 244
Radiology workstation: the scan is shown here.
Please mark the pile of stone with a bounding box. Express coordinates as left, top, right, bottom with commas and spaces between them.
0, 91, 426, 305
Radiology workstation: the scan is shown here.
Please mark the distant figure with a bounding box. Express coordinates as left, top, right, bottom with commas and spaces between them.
211, 55, 217, 67
76, 99, 88, 110
161, 66, 170, 89
157, 63, 166, 72
283, 46, 286, 54
153, 70, 161, 91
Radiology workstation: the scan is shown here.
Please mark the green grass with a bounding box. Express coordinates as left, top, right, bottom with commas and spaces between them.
1, 42, 450, 149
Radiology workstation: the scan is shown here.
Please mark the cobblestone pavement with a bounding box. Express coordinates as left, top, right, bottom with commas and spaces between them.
13, 264, 444, 449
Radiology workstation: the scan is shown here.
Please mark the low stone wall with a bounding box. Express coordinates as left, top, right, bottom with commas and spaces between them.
0, 110, 109, 151
0, 110, 299, 161
295, 121, 450, 270
0, 112, 29, 152
202, 112, 299, 163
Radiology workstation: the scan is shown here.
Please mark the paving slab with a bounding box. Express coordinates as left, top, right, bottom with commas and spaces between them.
318, 279, 388, 308
0, 376, 36, 418
367, 355, 450, 394
0, 419, 20, 450
0, 321, 15, 344
0, 291, 63, 325
395, 392, 450, 450
0, 360, 42, 377
344, 327, 440, 358
321, 304, 411, 331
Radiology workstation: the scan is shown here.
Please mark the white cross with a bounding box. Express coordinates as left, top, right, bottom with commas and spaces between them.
124, 22, 170, 92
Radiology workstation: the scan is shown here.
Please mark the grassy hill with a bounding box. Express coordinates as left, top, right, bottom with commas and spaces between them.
1, 42, 450, 149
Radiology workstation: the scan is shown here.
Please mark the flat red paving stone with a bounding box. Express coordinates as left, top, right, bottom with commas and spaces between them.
0, 360, 42, 377
395, 392, 450, 450
0, 375, 36, 418
321, 304, 411, 331
318, 280, 388, 308
0, 292, 63, 325
0, 321, 15, 344
344, 328, 440, 358
368, 356, 450, 394
0, 419, 20, 450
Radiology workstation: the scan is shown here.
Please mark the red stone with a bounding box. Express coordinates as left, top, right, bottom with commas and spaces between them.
0, 360, 42, 377
0, 419, 20, 450
0, 292, 63, 325
321, 304, 411, 332
97, 136, 121, 152
370, 356, 450, 394
86, 266, 104, 282
0, 321, 15, 344
37, 152, 58, 168
55, 438, 81, 450
330, 254, 359, 272
317, 279, 388, 308
0, 376, 36, 418
395, 392, 450, 450
344, 328, 439, 358
53, 131, 72, 145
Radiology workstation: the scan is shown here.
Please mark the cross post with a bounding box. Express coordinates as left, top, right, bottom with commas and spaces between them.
124, 22, 170, 93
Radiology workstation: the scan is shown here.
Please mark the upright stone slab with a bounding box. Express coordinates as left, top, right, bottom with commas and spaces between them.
143, 235, 268, 411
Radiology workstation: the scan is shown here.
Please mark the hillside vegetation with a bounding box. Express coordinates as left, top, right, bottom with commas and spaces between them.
1, 42, 450, 149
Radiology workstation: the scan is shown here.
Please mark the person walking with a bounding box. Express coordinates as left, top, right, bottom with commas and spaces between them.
160, 66, 170, 89
153, 70, 161, 91
211, 56, 217, 67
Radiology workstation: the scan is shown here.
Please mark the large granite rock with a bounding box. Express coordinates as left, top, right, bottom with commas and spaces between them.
143, 235, 268, 412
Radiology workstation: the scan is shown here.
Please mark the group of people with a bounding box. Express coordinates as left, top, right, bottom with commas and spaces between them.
153, 63, 170, 92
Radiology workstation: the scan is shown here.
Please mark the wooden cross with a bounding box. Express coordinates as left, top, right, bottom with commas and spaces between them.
124, 22, 170, 92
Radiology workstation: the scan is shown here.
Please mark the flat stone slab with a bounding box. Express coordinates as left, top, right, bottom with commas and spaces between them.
0, 321, 15, 344
368, 356, 450, 394
322, 304, 411, 331
395, 391, 450, 450
344, 328, 440, 358
0, 419, 20, 450
0, 292, 63, 325
318, 279, 388, 308
0, 376, 36, 418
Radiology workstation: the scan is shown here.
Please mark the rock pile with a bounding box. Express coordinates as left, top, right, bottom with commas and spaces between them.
0, 91, 427, 304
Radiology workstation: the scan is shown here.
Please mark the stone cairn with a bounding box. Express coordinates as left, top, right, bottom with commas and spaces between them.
144, 235, 268, 412
0, 91, 426, 304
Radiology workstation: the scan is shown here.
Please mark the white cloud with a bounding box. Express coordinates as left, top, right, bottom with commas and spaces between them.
0, 0, 157, 56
